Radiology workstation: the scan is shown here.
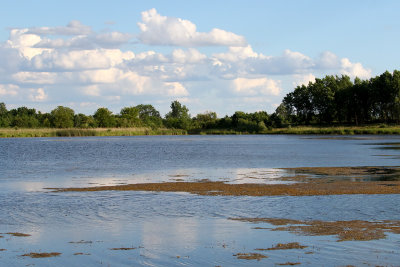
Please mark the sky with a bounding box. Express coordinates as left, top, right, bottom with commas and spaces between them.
0, 0, 399, 117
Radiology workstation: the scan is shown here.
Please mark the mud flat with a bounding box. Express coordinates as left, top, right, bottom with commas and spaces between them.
230, 218, 400, 241
48, 166, 400, 196
21, 252, 61, 258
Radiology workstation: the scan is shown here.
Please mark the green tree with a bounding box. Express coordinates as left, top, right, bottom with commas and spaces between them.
0, 102, 10, 127
192, 111, 217, 129
10, 107, 39, 128
135, 104, 163, 128
37, 112, 52, 128
119, 106, 140, 127
74, 113, 95, 128
273, 103, 290, 127
94, 107, 116, 127
165, 100, 191, 130
51, 106, 75, 128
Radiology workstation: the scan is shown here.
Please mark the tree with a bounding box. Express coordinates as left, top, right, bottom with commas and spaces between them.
74, 113, 95, 128
0, 102, 10, 127
119, 106, 140, 127
51, 106, 75, 128
273, 103, 290, 127
192, 111, 217, 129
135, 104, 163, 128
165, 100, 191, 129
0, 102, 6, 116
94, 107, 116, 127
10, 107, 39, 128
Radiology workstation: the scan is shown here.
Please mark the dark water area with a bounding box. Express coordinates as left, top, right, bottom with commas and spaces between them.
1, 135, 400, 266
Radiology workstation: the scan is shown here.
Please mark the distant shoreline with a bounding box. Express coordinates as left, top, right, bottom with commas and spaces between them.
1, 125, 400, 138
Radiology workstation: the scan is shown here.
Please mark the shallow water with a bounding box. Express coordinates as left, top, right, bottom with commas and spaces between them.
1, 135, 400, 266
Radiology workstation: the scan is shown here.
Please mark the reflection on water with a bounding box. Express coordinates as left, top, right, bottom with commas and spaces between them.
1, 135, 400, 266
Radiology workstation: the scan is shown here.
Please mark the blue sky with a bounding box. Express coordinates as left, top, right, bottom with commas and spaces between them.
0, 0, 399, 116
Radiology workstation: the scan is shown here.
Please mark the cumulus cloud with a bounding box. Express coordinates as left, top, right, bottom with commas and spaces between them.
212, 46, 315, 77
292, 73, 316, 87
317, 51, 340, 69
30, 49, 134, 71
34, 31, 132, 49
0, 11, 374, 115
0, 84, 19, 96
7, 29, 47, 59
137, 8, 247, 47
27, 20, 92, 36
232, 77, 281, 96
340, 58, 372, 79
165, 82, 189, 96
172, 48, 207, 64
12, 71, 57, 84
30, 88, 48, 101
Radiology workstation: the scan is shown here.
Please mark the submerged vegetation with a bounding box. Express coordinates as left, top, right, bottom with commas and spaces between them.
1, 70, 400, 137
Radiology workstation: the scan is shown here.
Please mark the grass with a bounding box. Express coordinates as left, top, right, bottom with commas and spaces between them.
1, 125, 400, 138
0, 127, 187, 138
191, 125, 400, 135
262, 125, 400, 135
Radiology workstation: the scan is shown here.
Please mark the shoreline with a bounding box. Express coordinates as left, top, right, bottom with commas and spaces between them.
1, 125, 400, 138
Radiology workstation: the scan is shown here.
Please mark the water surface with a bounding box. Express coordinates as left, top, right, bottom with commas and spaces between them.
1, 135, 400, 266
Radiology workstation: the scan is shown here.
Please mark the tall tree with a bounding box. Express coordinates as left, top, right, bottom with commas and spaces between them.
0, 102, 10, 127
51, 106, 75, 128
94, 107, 116, 127
165, 100, 191, 130
135, 104, 162, 128
119, 106, 140, 127
10, 107, 39, 128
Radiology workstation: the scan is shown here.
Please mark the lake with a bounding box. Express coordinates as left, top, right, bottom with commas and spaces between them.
1, 135, 400, 266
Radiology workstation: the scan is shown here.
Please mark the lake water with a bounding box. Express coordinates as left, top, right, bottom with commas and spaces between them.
1, 135, 400, 266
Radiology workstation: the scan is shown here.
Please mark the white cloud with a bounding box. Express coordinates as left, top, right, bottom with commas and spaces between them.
12, 72, 57, 84
232, 77, 281, 96
27, 20, 92, 36
213, 45, 259, 62
340, 58, 372, 79
212, 47, 315, 77
317, 51, 340, 69
29, 88, 48, 101
172, 48, 206, 64
137, 8, 247, 47
30, 49, 134, 71
165, 82, 188, 96
292, 73, 316, 87
0, 84, 19, 96
82, 85, 101, 96
0, 12, 374, 115
35, 31, 132, 49
7, 29, 47, 59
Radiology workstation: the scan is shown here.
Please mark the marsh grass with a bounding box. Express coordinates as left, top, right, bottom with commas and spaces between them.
1, 125, 400, 137
265, 125, 400, 135
0, 127, 187, 138
191, 125, 400, 135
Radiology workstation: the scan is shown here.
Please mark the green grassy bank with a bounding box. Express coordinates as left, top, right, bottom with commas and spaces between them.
1, 125, 400, 138
0, 127, 187, 138
191, 125, 400, 135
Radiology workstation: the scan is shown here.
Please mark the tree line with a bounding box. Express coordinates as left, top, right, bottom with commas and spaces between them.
0, 70, 399, 133
0, 100, 282, 133
279, 70, 400, 125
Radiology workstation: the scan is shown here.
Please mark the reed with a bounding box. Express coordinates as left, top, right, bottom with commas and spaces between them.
0, 127, 187, 138
1, 125, 399, 138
